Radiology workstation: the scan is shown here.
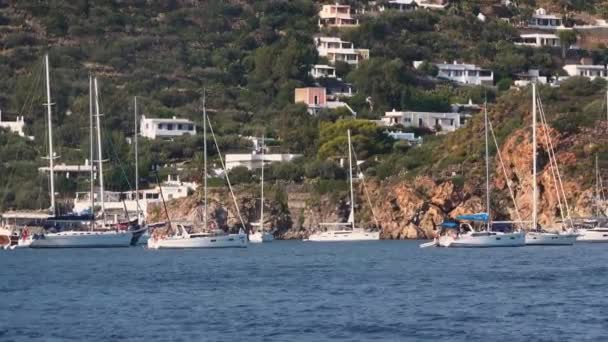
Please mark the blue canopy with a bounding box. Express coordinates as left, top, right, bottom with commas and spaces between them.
455, 213, 489, 222
441, 221, 459, 228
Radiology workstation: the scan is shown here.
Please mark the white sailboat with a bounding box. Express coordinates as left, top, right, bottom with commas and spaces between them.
147, 92, 247, 249
307, 129, 380, 242
30, 65, 135, 248
577, 155, 608, 242
435, 101, 525, 248
525, 84, 577, 246
249, 136, 274, 243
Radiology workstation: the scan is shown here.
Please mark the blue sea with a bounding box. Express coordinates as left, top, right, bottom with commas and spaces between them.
1, 241, 608, 341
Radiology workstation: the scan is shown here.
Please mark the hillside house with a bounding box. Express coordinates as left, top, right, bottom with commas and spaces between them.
225, 153, 302, 171
140, 116, 196, 139
310, 64, 337, 79
315, 37, 370, 67
417, 61, 493, 85
0, 110, 26, 138
527, 8, 563, 30
516, 33, 561, 48
294, 87, 354, 115
380, 109, 469, 132
318, 3, 359, 28
562, 64, 608, 80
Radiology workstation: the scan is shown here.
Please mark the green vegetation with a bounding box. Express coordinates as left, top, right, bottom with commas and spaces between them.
0, 1, 607, 211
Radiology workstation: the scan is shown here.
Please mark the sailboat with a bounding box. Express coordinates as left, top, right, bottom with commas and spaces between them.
576, 155, 608, 242
525, 84, 578, 246
307, 129, 380, 242
30, 63, 138, 248
147, 93, 247, 249
435, 101, 525, 248
249, 136, 274, 243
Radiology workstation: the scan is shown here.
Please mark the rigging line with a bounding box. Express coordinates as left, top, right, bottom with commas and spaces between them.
17, 59, 43, 119
351, 144, 380, 228
538, 105, 567, 227
537, 96, 574, 227
206, 114, 246, 231
488, 118, 523, 223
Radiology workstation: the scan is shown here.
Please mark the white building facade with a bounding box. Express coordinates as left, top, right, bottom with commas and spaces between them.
0, 110, 26, 137
516, 33, 561, 48
562, 64, 608, 79
419, 61, 493, 85
225, 153, 302, 171
140, 116, 196, 139
315, 37, 370, 67
528, 8, 563, 30
310, 64, 337, 79
381, 109, 468, 132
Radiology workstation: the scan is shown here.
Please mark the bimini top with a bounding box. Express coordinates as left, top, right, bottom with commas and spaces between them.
441, 221, 459, 229
456, 213, 489, 222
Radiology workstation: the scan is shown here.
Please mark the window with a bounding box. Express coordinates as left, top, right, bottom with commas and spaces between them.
177, 124, 183, 130
167, 124, 173, 130
158, 123, 163, 129
188, 124, 194, 131
314, 95, 319, 105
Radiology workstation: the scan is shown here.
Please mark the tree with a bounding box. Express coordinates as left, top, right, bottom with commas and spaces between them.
558, 29, 577, 59
317, 119, 394, 160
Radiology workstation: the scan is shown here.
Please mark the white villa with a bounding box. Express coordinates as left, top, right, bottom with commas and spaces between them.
311, 64, 337, 79
380, 109, 469, 132
417, 61, 493, 85
315, 37, 370, 67
378, 0, 418, 11
72, 175, 197, 220
318, 3, 359, 28
527, 8, 563, 30
516, 33, 561, 48
514, 69, 548, 87
140, 116, 196, 139
0, 110, 26, 138
562, 64, 608, 79
225, 153, 302, 171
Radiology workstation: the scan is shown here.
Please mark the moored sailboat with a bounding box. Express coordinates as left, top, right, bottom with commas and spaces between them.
307, 129, 380, 242
30, 64, 137, 248
524, 84, 577, 246
249, 136, 273, 243
147, 92, 247, 249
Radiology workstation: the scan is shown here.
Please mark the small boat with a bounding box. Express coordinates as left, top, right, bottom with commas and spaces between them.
525, 230, 578, 246
249, 229, 274, 243
307, 129, 380, 242
436, 216, 525, 248
575, 219, 608, 242
30, 229, 135, 248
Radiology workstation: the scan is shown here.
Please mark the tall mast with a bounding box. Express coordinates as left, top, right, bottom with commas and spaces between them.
44, 54, 56, 215
532, 84, 538, 231
134, 96, 140, 223
203, 91, 208, 231
606, 89, 608, 122
94, 78, 106, 225
484, 101, 491, 231
347, 129, 355, 230
596, 154, 600, 217
89, 75, 95, 221
260, 135, 265, 232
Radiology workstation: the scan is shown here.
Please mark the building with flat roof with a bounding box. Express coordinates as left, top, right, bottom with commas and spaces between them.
318, 3, 359, 28
418, 61, 493, 85
315, 37, 370, 67
140, 116, 196, 139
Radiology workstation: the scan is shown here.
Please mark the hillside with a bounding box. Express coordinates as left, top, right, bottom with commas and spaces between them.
0, 0, 607, 234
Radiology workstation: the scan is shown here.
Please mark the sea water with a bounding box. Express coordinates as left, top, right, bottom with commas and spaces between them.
1, 241, 607, 341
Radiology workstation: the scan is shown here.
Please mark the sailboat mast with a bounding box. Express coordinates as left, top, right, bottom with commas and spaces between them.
532, 84, 538, 231
260, 135, 265, 233
347, 129, 355, 230
596, 154, 600, 217
134, 96, 140, 223
484, 102, 491, 231
94, 78, 106, 225
89, 75, 95, 222
203, 91, 208, 231
44, 54, 56, 215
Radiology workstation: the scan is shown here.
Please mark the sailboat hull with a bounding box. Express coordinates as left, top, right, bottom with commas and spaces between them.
438, 232, 525, 248
576, 228, 608, 242
525, 232, 577, 245
249, 231, 274, 243
307, 229, 380, 242
147, 233, 247, 249
29, 231, 134, 248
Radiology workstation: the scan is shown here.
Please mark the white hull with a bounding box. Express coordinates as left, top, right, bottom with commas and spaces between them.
576, 228, 608, 243
249, 231, 274, 243
307, 229, 380, 242
438, 231, 525, 248
525, 231, 577, 245
30, 230, 134, 248
147, 233, 247, 249
136, 231, 150, 245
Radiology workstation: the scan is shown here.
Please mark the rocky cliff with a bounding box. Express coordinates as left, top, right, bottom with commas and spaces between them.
148, 119, 607, 240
